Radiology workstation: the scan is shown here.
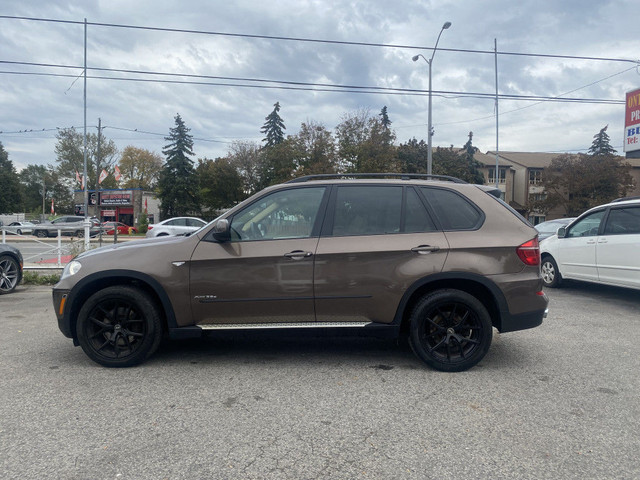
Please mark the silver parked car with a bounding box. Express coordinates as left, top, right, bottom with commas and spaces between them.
3, 221, 36, 235
145, 217, 207, 237
535, 218, 575, 242
32, 216, 103, 238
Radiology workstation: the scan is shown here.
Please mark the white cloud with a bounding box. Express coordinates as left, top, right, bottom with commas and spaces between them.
1, 0, 638, 172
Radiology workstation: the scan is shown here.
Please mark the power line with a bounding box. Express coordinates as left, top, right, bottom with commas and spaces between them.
0, 68, 625, 105
1, 15, 638, 64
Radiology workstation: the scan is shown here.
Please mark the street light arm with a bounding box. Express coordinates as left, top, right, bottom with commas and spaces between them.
430, 23, 450, 62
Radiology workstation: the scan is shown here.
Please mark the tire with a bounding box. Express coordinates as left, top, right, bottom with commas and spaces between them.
16, 229, 22, 235
75, 230, 85, 238
0, 255, 20, 294
541, 256, 561, 288
76, 286, 163, 367
35, 230, 48, 238
409, 289, 493, 372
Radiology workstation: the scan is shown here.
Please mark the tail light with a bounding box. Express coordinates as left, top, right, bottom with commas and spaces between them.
147, 225, 153, 230
516, 237, 540, 266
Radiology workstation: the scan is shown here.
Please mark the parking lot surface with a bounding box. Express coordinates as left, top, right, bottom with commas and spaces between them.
1, 283, 639, 479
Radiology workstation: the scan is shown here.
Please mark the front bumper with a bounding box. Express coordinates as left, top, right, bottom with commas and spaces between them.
52, 288, 73, 338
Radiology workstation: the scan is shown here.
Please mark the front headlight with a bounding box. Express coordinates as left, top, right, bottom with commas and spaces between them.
61, 260, 82, 280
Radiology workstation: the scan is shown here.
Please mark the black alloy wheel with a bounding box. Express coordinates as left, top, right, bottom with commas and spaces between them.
76, 286, 163, 367
409, 289, 492, 372
0, 255, 20, 294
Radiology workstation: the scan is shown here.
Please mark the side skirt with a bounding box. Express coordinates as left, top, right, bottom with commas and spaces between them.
168, 322, 400, 340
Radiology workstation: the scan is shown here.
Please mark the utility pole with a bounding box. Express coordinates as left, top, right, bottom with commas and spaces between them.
95, 117, 102, 217
96, 118, 103, 245
41, 177, 46, 219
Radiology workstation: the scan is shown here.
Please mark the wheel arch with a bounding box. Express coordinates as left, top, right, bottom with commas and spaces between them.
67, 270, 177, 339
394, 272, 507, 334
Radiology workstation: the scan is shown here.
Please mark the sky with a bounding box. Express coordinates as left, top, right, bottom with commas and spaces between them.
1, 0, 639, 172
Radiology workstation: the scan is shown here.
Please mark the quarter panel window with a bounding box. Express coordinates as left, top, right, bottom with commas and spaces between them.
230, 187, 325, 241
420, 187, 482, 230
332, 186, 402, 236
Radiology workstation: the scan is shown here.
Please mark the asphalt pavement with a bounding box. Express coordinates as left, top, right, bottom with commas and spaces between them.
1, 283, 639, 479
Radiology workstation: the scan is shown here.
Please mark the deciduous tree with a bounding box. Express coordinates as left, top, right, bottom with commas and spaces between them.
0, 142, 22, 213
119, 146, 163, 190
197, 157, 245, 211
533, 153, 633, 216
54, 128, 118, 189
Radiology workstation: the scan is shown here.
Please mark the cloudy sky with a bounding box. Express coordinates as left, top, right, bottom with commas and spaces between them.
1, 0, 638, 171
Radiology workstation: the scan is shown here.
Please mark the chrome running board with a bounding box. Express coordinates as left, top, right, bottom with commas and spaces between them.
198, 321, 373, 330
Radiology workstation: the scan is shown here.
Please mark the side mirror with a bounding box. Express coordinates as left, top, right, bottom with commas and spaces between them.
557, 226, 567, 238
211, 219, 231, 242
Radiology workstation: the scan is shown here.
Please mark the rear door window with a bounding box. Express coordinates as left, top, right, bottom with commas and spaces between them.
332, 186, 402, 236
604, 207, 640, 235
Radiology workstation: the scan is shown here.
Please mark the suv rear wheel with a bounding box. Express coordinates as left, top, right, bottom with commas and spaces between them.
409, 289, 492, 372
76, 286, 163, 367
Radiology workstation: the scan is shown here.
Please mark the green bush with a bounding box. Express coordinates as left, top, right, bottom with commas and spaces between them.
138, 211, 149, 234
22, 271, 61, 285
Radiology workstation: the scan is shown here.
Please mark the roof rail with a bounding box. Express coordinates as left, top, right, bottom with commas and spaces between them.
611, 196, 640, 203
286, 173, 467, 184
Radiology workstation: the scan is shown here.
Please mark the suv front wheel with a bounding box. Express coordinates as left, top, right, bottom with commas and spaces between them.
409, 289, 492, 372
76, 286, 163, 367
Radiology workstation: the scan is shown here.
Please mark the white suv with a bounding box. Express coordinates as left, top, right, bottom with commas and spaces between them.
145, 216, 207, 237
540, 198, 640, 290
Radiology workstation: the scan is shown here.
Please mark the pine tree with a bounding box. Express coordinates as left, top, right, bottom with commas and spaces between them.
588, 125, 617, 156
261, 102, 286, 147
157, 114, 200, 218
379, 106, 392, 130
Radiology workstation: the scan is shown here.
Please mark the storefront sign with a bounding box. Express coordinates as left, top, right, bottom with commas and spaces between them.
624, 88, 640, 153
101, 209, 116, 217
100, 191, 132, 205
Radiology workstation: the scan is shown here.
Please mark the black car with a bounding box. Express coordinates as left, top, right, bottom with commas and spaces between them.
0, 244, 23, 294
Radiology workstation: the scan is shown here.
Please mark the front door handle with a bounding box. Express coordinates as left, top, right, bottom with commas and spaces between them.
411, 245, 440, 254
284, 250, 313, 260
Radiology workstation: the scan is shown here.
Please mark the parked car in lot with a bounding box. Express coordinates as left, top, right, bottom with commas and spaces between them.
0, 244, 23, 294
145, 217, 207, 237
102, 222, 137, 235
541, 198, 640, 290
53, 174, 548, 371
32, 216, 102, 238
2, 221, 37, 235
535, 217, 575, 241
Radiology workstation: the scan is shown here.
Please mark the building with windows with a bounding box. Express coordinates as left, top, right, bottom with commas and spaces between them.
476, 152, 640, 224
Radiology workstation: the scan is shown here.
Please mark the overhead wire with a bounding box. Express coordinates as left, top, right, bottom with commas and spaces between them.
1, 15, 638, 64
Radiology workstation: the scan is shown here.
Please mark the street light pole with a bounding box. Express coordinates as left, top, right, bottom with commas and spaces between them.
413, 21, 451, 175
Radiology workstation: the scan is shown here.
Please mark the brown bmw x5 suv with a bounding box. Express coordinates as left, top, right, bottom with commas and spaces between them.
53, 174, 548, 371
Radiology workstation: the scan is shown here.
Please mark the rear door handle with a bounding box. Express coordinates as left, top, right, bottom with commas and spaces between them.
411, 245, 440, 254
284, 250, 313, 260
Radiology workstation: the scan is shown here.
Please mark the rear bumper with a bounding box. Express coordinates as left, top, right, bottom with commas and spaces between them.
498, 294, 548, 333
